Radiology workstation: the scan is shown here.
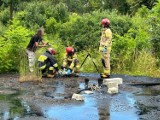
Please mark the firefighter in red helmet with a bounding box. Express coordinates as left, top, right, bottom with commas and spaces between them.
62, 47, 79, 76
38, 48, 59, 78
99, 18, 112, 78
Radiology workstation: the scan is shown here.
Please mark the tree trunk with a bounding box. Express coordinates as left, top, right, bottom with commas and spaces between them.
10, 0, 13, 20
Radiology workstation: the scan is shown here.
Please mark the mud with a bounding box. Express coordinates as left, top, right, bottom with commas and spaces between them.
0, 73, 160, 120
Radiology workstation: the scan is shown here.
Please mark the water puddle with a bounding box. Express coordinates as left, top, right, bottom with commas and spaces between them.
0, 75, 159, 120
52, 81, 65, 99
0, 89, 25, 120
44, 80, 139, 120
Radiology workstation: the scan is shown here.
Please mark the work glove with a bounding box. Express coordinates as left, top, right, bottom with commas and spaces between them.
66, 69, 71, 75
102, 46, 107, 53
61, 68, 67, 75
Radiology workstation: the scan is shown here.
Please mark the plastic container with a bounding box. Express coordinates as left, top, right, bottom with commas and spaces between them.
107, 87, 118, 94
72, 93, 84, 101
107, 81, 118, 89
103, 78, 123, 85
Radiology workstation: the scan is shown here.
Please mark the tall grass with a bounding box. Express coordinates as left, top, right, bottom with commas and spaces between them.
131, 50, 160, 77
18, 49, 42, 82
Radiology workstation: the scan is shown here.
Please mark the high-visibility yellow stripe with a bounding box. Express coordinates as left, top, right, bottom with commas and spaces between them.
104, 69, 110, 74
38, 55, 47, 62
39, 65, 46, 70
53, 63, 58, 67
49, 67, 54, 70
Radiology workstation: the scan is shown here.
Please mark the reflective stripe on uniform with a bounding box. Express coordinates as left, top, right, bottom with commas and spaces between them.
38, 55, 47, 62
53, 63, 58, 68
39, 65, 46, 70
49, 67, 54, 70
104, 69, 110, 74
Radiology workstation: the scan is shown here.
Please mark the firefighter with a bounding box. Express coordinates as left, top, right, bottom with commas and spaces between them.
62, 47, 80, 76
38, 48, 59, 78
99, 18, 112, 78
26, 28, 48, 72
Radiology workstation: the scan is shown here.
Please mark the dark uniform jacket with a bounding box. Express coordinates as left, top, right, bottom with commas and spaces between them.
38, 51, 58, 71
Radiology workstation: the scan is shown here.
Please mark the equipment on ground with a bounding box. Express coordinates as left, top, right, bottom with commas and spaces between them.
80, 53, 99, 73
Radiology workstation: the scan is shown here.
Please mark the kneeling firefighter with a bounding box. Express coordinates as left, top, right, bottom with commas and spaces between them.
99, 18, 112, 78
62, 47, 80, 75
38, 48, 59, 78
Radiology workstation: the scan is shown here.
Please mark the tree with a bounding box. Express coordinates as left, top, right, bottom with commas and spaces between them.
127, 0, 158, 15
0, 0, 20, 19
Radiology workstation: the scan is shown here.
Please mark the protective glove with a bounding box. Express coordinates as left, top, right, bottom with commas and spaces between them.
102, 46, 107, 53
62, 68, 67, 75
66, 69, 71, 75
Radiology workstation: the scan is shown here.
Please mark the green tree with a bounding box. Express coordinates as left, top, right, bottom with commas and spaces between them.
127, 0, 158, 15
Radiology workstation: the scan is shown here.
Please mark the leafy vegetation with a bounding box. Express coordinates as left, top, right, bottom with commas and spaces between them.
0, 0, 160, 77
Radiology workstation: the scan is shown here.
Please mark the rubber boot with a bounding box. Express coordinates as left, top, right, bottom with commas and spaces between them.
100, 73, 110, 78
98, 78, 103, 87
84, 78, 89, 89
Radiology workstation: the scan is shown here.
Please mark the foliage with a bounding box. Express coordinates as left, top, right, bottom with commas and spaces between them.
0, 0, 160, 78
16, 1, 69, 28
58, 10, 132, 52
0, 18, 32, 72
130, 50, 160, 77
126, 0, 158, 15
0, 8, 10, 24
45, 17, 58, 34
149, 0, 160, 64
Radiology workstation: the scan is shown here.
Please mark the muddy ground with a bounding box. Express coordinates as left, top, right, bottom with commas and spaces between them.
0, 73, 160, 120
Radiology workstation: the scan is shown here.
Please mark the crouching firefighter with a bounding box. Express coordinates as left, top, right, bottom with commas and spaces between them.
38, 48, 59, 78
99, 18, 112, 78
62, 47, 80, 76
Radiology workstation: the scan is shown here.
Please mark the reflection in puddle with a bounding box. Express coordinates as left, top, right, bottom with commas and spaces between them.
0, 89, 23, 120
53, 81, 65, 94
45, 94, 99, 120
110, 93, 138, 120
45, 83, 139, 120
1, 78, 158, 120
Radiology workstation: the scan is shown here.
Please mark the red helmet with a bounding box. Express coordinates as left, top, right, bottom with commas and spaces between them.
66, 47, 74, 55
101, 18, 110, 27
48, 48, 56, 55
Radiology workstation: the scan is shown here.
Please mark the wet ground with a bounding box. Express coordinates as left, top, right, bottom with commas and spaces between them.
0, 73, 160, 120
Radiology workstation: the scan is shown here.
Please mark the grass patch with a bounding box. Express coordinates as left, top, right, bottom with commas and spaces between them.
18, 49, 42, 82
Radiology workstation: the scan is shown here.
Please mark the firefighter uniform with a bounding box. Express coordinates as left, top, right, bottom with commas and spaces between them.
99, 27, 112, 78
38, 50, 58, 77
62, 53, 79, 73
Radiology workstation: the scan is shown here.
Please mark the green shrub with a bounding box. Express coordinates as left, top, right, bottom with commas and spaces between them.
0, 8, 10, 24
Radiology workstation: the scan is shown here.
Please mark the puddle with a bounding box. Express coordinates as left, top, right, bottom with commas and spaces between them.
51, 81, 65, 99
0, 74, 159, 120
45, 95, 99, 120
44, 81, 139, 120
0, 89, 24, 120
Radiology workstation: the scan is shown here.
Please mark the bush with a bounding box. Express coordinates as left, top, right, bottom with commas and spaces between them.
0, 18, 32, 72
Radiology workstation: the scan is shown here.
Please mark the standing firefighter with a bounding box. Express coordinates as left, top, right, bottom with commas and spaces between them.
26, 28, 48, 72
38, 48, 59, 78
62, 47, 80, 76
99, 18, 112, 78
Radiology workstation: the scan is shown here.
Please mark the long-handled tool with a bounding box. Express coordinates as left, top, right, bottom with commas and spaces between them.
80, 53, 99, 73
